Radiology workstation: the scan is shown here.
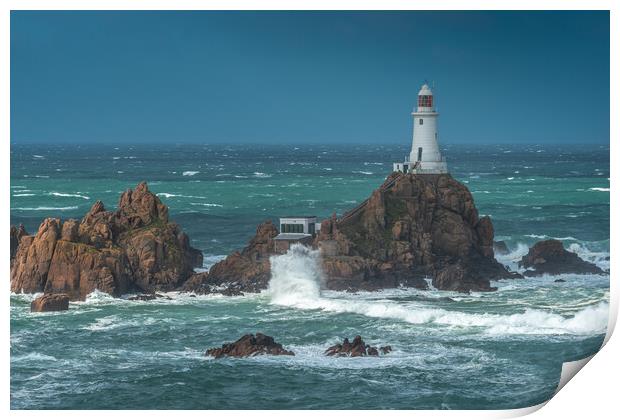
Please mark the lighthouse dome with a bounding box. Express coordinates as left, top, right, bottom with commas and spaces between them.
417, 83, 434, 109
418, 83, 433, 96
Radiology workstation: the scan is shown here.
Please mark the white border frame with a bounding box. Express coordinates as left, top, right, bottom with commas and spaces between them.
2, 2, 616, 419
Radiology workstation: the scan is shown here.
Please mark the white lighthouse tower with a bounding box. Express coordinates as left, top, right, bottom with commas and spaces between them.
393, 83, 448, 174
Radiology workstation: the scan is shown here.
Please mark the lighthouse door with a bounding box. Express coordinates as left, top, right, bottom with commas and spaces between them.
417, 147, 423, 161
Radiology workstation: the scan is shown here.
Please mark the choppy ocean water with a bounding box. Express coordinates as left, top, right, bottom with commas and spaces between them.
10, 143, 610, 409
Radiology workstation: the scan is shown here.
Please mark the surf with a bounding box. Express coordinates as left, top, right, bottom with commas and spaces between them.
267, 244, 608, 336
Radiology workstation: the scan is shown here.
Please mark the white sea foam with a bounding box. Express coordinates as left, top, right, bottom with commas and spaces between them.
84, 315, 121, 331
182, 171, 200, 176
203, 254, 227, 270
588, 187, 610, 192
190, 202, 223, 207
253, 172, 272, 178
74, 289, 117, 306
267, 245, 608, 336
567, 243, 610, 271
11, 206, 78, 211
157, 193, 207, 199
13, 193, 35, 197
525, 234, 578, 241
12, 352, 57, 363
353, 171, 373, 175
495, 242, 530, 269
50, 192, 90, 200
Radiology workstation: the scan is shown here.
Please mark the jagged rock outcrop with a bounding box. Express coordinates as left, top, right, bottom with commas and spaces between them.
183, 221, 277, 295
30, 293, 69, 312
10, 182, 203, 300
316, 173, 520, 292
10, 224, 28, 262
519, 239, 603, 276
206, 333, 295, 358
183, 173, 520, 294
324, 336, 391, 357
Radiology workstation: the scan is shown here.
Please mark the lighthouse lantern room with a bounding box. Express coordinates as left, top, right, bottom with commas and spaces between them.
393, 83, 448, 174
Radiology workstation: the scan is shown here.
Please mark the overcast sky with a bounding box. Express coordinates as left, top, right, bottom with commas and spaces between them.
11, 11, 609, 145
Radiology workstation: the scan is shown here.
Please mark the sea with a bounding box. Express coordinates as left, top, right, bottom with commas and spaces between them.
10, 143, 610, 409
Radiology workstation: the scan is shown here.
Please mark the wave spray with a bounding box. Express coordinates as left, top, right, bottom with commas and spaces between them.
268, 244, 322, 306
266, 244, 608, 336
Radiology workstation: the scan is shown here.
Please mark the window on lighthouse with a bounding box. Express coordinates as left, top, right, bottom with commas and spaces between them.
419, 119, 423, 125
418, 95, 433, 108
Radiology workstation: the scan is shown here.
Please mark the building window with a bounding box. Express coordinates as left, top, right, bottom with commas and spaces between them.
283, 223, 303, 233
418, 147, 423, 161
419, 119, 423, 125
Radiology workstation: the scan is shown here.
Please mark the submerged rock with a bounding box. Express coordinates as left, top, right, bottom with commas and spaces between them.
206, 333, 295, 358
128, 294, 156, 301
10, 182, 203, 300
31, 293, 69, 312
519, 240, 603, 276
325, 336, 390, 357
380, 345, 392, 354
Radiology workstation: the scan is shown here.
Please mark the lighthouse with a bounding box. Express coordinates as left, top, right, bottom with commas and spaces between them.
393, 83, 448, 174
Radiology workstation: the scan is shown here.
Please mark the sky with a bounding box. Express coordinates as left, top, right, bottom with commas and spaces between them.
11, 11, 610, 145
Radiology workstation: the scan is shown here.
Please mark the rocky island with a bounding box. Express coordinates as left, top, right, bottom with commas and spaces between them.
10, 182, 202, 301
206, 333, 295, 358
11, 174, 602, 309
186, 172, 523, 295
518, 239, 604, 276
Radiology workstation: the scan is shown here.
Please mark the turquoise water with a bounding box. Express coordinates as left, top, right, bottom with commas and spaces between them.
10, 143, 610, 409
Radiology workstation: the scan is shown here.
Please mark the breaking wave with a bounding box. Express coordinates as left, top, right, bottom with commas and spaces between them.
157, 193, 207, 199
11, 206, 79, 211
50, 192, 90, 200
267, 244, 608, 336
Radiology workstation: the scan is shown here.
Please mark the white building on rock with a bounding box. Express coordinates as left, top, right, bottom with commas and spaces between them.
393, 83, 448, 174
273, 216, 319, 254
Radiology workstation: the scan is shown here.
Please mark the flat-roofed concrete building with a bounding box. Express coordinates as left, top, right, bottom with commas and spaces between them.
274, 216, 320, 253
